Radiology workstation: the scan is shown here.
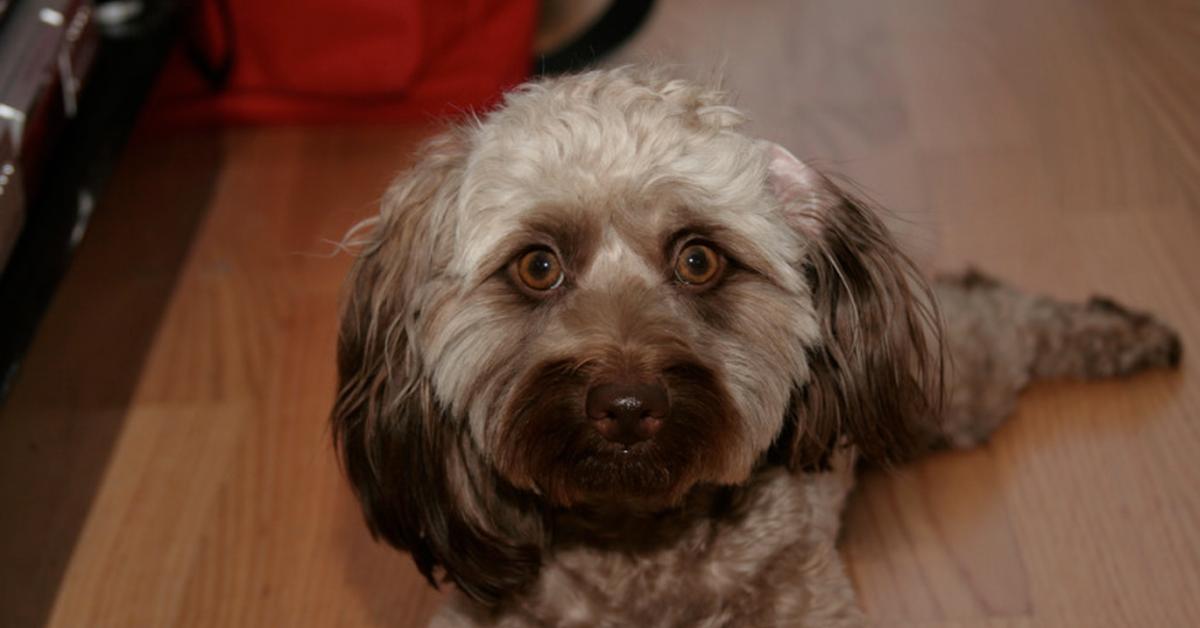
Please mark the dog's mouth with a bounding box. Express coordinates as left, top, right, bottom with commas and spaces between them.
594, 437, 654, 456
494, 358, 744, 506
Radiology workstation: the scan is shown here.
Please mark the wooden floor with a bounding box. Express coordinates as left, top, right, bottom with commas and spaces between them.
2, 1, 1199, 626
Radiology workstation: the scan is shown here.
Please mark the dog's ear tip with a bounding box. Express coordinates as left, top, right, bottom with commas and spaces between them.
437, 535, 544, 606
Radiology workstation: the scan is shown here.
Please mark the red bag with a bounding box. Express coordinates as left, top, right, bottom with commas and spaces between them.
148, 0, 537, 124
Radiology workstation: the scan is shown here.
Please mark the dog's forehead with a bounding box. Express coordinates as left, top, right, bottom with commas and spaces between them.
449, 126, 801, 287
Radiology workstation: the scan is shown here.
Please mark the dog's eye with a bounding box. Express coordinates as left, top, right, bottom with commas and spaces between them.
513, 248, 564, 292
674, 243, 722, 286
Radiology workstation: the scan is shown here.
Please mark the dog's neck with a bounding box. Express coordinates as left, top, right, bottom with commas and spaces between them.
545, 476, 762, 554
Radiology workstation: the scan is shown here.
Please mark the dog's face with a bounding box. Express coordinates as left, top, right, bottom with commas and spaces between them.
332, 68, 940, 604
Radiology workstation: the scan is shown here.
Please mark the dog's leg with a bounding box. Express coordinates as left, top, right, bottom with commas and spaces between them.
930, 269, 1182, 449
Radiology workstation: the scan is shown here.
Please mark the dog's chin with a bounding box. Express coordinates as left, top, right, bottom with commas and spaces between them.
543, 434, 701, 508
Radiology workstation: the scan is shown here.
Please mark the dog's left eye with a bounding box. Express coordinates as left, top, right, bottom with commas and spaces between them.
674, 242, 723, 287
512, 248, 564, 293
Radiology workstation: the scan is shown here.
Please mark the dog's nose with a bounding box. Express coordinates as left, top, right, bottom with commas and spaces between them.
585, 381, 668, 446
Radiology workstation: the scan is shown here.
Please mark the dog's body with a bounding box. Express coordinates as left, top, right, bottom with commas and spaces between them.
332, 67, 1181, 627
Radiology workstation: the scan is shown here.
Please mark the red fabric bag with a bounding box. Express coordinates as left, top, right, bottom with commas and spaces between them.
148, 0, 538, 124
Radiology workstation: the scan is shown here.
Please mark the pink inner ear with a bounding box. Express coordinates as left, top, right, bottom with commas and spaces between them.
760, 141, 820, 201
758, 141, 825, 234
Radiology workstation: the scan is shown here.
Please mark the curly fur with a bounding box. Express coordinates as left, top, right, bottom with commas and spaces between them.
331, 67, 1182, 626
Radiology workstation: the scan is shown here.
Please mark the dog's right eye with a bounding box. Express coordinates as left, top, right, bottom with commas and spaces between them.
674, 242, 724, 288
512, 248, 564, 293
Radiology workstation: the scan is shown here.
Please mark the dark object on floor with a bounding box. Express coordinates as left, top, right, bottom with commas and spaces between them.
0, 0, 185, 399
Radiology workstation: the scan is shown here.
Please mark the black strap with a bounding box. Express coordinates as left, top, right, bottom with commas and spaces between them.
183, 0, 235, 91
534, 0, 656, 76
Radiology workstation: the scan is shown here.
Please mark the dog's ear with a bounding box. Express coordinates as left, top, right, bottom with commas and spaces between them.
762, 142, 944, 468
331, 133, 542, 605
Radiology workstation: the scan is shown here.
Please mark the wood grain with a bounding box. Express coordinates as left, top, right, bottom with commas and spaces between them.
39, 126, 449, 628
0, 129, 221, 628
3, 1, 1199, 626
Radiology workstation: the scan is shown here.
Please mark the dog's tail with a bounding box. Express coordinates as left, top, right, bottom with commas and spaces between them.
1028, 292, 1181, 379
929, 268, 1182, 448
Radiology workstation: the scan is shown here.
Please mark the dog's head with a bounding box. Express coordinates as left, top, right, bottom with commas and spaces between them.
332, 68, 941, 604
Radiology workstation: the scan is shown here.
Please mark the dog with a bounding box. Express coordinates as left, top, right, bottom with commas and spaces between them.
331, 67, 1182, 626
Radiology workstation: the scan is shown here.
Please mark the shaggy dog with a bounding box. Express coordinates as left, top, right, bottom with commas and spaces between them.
331, 67, 1182, 626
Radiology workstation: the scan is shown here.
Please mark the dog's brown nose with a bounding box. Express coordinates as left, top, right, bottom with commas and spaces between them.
586, 382, 668, 446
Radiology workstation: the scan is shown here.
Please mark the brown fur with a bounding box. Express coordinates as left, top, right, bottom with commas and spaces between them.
788, 190, 943, 470
330, 67, 1182, 625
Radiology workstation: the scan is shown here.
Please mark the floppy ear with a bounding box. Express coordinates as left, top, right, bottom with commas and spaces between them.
762, 142, 944, 468
331, 133, 542, 605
